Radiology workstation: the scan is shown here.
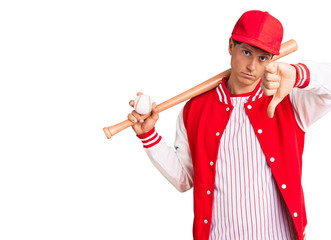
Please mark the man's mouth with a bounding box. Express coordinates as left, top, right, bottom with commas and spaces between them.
241, 72, 256, 79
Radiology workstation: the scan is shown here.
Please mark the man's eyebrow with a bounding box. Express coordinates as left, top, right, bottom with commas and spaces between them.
241, 45, 253, 51
261, 52, 273, 58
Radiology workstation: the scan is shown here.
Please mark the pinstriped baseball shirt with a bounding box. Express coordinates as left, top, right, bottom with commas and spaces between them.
209, 93, 297, 240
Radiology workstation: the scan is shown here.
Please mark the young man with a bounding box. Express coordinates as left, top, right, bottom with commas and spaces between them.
127, 10, 331, 240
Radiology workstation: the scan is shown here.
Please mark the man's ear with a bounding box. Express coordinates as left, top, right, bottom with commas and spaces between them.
228, 38, 235, 55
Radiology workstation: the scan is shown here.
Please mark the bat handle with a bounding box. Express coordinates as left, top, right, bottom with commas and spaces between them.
103, 113, 151, 139
103, 121, 131, 139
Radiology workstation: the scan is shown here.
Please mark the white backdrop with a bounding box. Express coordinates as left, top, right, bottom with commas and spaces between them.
1, 0, 330, 239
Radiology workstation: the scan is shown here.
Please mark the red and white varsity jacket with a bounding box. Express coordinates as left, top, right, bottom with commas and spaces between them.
137, 61, 331, 240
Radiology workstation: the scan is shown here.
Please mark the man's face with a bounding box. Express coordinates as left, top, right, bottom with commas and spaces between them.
229, 39, 273, 87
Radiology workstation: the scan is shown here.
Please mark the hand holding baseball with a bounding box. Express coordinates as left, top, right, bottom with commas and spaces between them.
261, 62, 297, 118
128, 92, 159, 135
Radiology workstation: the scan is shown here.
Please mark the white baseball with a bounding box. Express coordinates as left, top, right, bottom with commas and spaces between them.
134, 94, 153, 115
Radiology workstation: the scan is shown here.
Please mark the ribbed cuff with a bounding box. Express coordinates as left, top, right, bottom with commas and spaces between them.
137, 127, 162, 148
291, 63, 310, 88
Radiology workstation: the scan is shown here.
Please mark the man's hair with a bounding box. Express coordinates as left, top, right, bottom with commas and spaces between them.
233, 40, 242, 46
233, 40, 274, 59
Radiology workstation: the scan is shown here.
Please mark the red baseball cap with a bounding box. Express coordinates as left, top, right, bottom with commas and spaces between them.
231, 10, 283, 55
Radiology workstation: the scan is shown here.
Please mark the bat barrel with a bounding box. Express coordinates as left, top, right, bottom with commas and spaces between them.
273, 39, 298, 61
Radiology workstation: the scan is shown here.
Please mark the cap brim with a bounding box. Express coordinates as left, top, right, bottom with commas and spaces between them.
232, 34, 280, 55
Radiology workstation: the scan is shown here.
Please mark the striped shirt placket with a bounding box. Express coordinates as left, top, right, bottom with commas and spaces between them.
239, 104, 250, 240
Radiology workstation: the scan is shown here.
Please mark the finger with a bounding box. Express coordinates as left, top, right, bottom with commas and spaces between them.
264, 61, 277, 74
151, 102, 159, 113
261, 84, 277, 96
264, 72, 280, 82
267, 96, 283, 118
150, 102, 160, 121
131, 110, 144, 123
129, 92, 144, 108
127, 113, 137, 123
261, 79, 280, 90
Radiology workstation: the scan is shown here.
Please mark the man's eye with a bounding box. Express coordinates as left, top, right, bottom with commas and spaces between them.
243, 50, 250, 56
259, 56, 267, 61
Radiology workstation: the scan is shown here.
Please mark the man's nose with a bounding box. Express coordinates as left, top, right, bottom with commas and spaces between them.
247, 58, 257, 72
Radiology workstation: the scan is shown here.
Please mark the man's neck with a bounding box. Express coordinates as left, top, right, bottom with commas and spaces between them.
226, 77, 260, 95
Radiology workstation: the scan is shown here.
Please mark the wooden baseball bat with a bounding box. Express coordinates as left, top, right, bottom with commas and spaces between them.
104, 39, 298, 139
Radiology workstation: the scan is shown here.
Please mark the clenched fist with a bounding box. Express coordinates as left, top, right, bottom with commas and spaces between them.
127, 92, 160, 135
261, 62, 297, 118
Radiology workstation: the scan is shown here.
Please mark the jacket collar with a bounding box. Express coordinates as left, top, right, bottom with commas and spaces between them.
215, 77, 264, 105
